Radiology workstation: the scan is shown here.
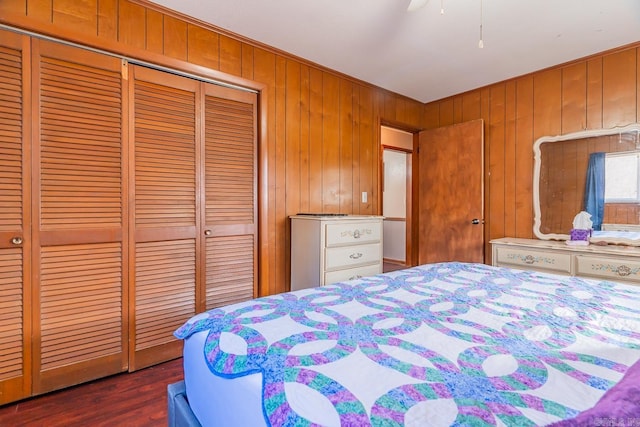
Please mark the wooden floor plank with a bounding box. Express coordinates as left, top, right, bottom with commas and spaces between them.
0, 358, 183, 426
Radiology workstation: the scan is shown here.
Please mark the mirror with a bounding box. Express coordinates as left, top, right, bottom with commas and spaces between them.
533, 123, 640, 244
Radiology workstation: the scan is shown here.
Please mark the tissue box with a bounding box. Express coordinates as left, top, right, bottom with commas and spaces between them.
570, 228, 591, 241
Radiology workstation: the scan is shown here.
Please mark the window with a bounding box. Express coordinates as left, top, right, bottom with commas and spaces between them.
605, 152, 640, 203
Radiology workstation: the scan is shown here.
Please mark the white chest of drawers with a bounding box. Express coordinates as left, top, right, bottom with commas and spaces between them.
290, 215, 384, 291
491, 237, 640, 286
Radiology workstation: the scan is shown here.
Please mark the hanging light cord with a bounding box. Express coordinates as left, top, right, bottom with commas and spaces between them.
479, 0, 484, 48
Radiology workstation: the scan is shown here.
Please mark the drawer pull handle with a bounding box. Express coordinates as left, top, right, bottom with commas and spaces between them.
349, 275, 362, 280
523, 255, 535, 264
349, 252, 363, 259
11, 237, 22, 245
353, 229, 361, 239
616, 265, 632, 277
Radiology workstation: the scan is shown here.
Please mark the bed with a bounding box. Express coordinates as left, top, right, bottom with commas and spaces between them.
169, 262, 640, 426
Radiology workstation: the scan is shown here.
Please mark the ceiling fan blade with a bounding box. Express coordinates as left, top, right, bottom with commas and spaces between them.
407, 0, 430, 12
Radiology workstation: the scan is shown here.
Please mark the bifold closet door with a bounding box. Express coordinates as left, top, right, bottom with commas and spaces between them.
31, 39, 128, 394
0, 29, 31, 405
129, 66, 199, 370
202, 85, 257, 309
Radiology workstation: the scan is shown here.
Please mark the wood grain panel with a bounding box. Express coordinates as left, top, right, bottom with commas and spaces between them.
52, 0, 98, 35
130, 65, 198, 369
206, 235, 254, 310
322, 72, 340, 212
0, 249, 23, 381
358, 86, 375, 215
38, 52, 122, 229
204, 95, 255, 225
340, 80, 354, 213
274, 56, 287, 291
0, 0, 26, 16
504, 81, 517, 237
145, 8, 163, 55
163, 14, 187, 61
97, 0, 118, 41
134, 239, 195, 350
39, 243, 122, 370
133, 70, 196, 228
27, 0, 52, 22
562, 62, 587, 133
32, 39, 126, 395
514, 76, 534, 239
488, 85, 506, 240
0, 44, 23, 232
0, 29, 30, 405
533, 69, 562, 139
308, 67, 324, 214
603, 49, 637, 128
187, 25, 220, 70
241, 44, 254, 80
586, 58, 604, 130
220, 35, 242, 76
117, 0, 145, 50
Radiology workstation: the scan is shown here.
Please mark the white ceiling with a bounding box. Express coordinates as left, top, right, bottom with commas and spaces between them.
149, 0, 640, 103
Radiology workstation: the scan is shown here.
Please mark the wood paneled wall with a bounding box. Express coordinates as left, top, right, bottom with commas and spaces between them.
3, 0, 638, 282
423, 44, 640, 261
0, 0, 424, 296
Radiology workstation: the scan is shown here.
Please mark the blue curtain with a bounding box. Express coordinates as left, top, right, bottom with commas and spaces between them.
583, 152, 606, 231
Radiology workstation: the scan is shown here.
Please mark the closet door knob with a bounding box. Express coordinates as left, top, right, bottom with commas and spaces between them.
204, 230, 212, 236
11, 237, 23, 245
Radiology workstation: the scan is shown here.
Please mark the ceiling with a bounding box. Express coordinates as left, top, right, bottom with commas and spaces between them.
148, 0, 640, 103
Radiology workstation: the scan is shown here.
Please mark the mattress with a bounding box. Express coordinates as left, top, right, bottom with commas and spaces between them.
176, 262, 640, 426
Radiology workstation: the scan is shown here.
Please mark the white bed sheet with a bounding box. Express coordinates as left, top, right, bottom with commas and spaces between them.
184, 330, 267, 427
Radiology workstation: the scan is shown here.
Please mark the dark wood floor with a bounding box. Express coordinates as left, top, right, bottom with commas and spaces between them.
383, 261, 408, 273
0, 358, 183, 426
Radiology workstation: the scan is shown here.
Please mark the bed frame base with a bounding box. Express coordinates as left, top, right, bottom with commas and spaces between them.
167, 381, 202, 427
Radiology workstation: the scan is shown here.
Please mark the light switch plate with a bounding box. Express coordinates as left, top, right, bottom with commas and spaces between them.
361, 191, 368, 203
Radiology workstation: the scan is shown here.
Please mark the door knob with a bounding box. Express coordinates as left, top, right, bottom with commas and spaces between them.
11, 237, 23, 245
471, 219, 482, 225
204, 230, 212, 236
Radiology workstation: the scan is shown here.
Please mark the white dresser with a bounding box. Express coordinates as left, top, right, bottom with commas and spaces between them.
290, 215, 384, 291
491, 237, 640, 286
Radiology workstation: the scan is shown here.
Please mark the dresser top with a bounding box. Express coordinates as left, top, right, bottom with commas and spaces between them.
290, 214, 384, 221
491, 237, 640, 257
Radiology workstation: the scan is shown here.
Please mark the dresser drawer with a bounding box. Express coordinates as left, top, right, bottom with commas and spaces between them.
494, 246, 571, 274
325, 243, 381, 270
575, 255, 640, 284
324, 264, 381, 285
325, 222, 382, 247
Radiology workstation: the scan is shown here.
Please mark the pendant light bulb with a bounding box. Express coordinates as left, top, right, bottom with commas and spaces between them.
440, 0, 444, 14
478, 38, 484, 49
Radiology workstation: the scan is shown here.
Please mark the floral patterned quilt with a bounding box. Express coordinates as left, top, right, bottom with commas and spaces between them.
175, 262, 640, 426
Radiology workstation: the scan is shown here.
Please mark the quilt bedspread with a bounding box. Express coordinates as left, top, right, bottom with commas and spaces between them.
175, 262, 640, 426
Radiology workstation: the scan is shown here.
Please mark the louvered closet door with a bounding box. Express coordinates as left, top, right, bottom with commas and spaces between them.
32, 40, 127, 394
0, 29, 31, 405
130, 66, 199, 370
203, 85, 257, 309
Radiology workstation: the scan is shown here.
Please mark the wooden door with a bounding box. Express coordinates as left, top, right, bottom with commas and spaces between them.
418, 120, 484, 264
0, 29, 31, 405
202, 85, 257, 310
32, 40, 127, 394
129, 66, 199, 370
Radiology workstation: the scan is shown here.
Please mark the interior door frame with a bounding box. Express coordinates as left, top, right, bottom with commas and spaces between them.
379, 121, 420, 268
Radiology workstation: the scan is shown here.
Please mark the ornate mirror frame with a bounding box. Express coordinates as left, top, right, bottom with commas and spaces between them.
533, 123, 640, 241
